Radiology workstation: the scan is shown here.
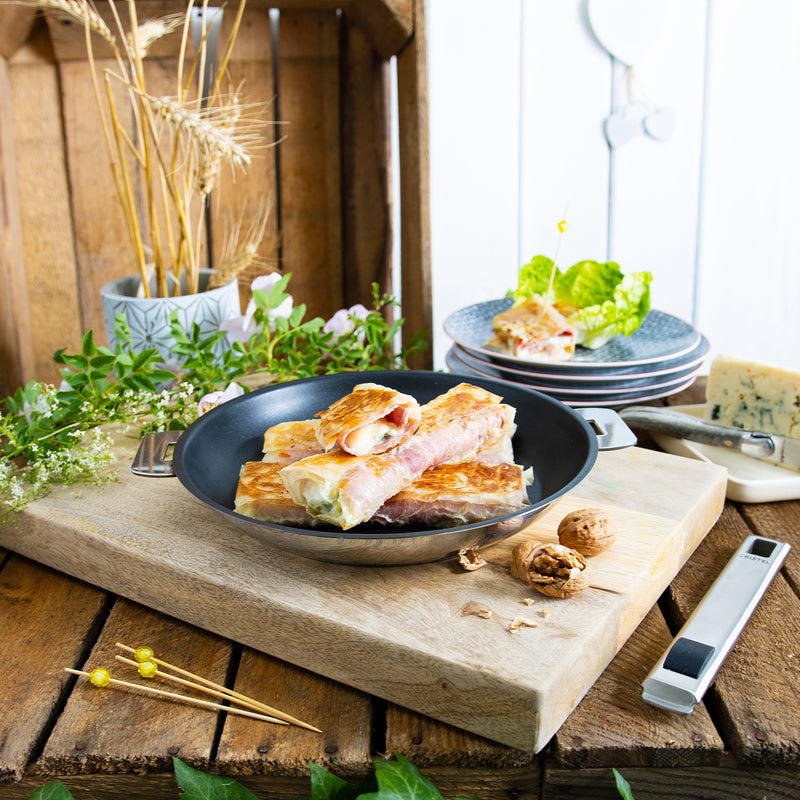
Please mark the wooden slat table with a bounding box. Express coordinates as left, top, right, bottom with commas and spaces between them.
1, 381, 799, 800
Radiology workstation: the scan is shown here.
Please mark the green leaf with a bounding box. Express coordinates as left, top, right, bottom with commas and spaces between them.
358, 753, 455, 800
304, 761, 360, 800
612, 768, 636, 800
25, 779, 75, 800
511, 256, 652, 348
172, 757, 260, 800
81, 329, 97, 356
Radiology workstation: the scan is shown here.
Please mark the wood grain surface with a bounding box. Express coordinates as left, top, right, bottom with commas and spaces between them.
0, 431, 726, 753
2, 1, 434, 391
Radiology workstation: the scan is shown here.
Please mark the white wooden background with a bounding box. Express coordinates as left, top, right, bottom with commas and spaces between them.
425, 0, 800, 374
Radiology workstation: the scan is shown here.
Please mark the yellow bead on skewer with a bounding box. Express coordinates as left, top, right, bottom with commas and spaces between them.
64, 667, 289, 726
134, 645, 155, 663
558, 220, 568, 233
115, 642, 322, 733
89, 667, 111, 687
137, 660, 159, 679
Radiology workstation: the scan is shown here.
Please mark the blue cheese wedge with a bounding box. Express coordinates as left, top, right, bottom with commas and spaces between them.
705, 355, 800, 439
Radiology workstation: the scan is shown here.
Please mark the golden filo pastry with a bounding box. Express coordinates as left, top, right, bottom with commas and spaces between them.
315, 382, 422, 456
261, 419, 324, 463
280, 383, 516, 530
235, 461, 319, 527
487, 295, 577, 361
235, 460, 528, 529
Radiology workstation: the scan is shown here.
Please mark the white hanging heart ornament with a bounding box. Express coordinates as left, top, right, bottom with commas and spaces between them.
644, 107, 676, 141
588, 0, 666, 66
604, 110, 642, 148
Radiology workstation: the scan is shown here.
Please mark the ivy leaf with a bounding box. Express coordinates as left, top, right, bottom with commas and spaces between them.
26, 779, 76, 799
612, 768, 636, 800
358, 753, 475, 800
172, 757, 260, 800
303, 761, 360, 800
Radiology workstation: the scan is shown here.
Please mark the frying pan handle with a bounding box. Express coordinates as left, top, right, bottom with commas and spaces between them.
576, 408, 637, 451
132, 431, 183, 477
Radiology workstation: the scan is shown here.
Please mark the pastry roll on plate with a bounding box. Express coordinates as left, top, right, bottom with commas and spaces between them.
316, 382, 422, 456
280, 383, 515, 529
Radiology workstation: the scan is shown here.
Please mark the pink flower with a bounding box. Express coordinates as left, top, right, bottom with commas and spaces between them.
324, 304, 370, 341
197, 381, 244, 415
220, 274, 293, 342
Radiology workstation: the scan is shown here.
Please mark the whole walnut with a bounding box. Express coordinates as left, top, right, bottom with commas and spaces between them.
557, 508, 618, 557
511, 540, 591, 598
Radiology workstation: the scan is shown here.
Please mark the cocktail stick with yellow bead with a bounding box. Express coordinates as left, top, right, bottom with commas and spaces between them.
65, 667, 289, 725
115, 642, 321, 733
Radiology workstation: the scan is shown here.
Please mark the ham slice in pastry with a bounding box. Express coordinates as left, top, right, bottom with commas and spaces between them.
262, 419, 324, 463
372, 461, 528, 527
487, 295, 577, 361
235, 462, 319, 527
315, 382, 421, 456
235, 460, 527, 529
280, 383, 515, 529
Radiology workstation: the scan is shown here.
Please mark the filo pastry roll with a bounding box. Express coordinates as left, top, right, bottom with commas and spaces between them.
316, 382, 421, 456
280, 383, 516, 529
261, 419, 324, 463
236, 459, 528, 529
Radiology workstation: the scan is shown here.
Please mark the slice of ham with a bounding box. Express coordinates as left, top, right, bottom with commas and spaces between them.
315, 382, 422, 456
372, 461, 528, 527
280, 383, 516, 530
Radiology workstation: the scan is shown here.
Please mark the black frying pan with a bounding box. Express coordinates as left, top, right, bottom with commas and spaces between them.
172, 371, 600, 566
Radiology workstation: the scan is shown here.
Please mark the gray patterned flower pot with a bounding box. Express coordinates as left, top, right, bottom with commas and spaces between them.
101, 269, 240, 367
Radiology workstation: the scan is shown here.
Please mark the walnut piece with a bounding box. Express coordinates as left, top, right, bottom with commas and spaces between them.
458, 547, 487, 571
557, 508, 618, 557
511, 540, 591, 598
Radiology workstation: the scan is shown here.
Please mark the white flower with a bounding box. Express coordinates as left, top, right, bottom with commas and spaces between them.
220, 274, 293, 342
324, 304, 370, 341
197, 382, 245, 416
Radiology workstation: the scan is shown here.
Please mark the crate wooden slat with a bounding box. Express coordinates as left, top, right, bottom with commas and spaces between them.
0, 0, 432, 396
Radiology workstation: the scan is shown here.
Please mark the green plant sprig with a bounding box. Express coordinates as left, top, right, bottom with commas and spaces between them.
174, 275, 428, 396
1, 277, 427, 519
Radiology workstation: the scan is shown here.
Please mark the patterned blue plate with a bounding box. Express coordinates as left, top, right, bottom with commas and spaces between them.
445, 348, 700, 408
452, 335, 710, 387
443, 298, 702, 373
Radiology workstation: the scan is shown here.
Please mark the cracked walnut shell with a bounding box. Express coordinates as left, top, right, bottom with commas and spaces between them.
511, 540, 591, 598
557, 508, 618, 557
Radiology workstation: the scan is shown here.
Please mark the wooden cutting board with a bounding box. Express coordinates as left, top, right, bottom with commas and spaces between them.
1, 429, 726, 752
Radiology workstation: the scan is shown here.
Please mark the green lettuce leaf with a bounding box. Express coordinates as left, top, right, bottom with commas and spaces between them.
511, 256, 652, 349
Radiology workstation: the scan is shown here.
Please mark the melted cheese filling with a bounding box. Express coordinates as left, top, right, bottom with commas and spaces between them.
345, 419, 397, 453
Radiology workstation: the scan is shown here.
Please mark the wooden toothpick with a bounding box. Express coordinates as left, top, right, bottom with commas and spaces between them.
115, 642, 321, 733
543, 203, 570, 312
65, 667, 288, 726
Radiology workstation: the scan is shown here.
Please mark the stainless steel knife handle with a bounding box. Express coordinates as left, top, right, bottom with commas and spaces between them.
619, 406, 776, 458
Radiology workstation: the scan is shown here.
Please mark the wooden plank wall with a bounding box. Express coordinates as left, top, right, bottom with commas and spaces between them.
0, 0, 431, 397
427, 0, 800, 373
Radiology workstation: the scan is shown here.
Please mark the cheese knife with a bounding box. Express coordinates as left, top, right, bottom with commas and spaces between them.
619, 406, 800, 469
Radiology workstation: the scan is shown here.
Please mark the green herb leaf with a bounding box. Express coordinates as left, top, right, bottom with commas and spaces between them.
357, 752, 475, 800
25, 780, 76, 800
172, 757, 260, 800
612, 768, 636, 800
304, 761, 360, 800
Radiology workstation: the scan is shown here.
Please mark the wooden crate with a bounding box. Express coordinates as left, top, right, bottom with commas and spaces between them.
0, 0, 431, 396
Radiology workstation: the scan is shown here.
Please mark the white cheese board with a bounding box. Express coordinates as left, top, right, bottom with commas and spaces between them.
649, 404, 800, 503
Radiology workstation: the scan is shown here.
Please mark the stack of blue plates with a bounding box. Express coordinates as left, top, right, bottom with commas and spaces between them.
443, 298, 709, 407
